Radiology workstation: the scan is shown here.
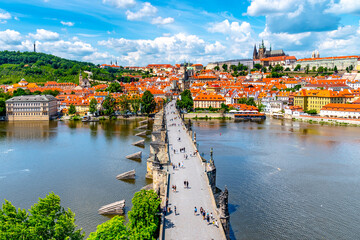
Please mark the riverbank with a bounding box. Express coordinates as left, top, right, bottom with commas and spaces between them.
184, 112, 232, 120
60, 115, 148, 121
292, 115, 360, 127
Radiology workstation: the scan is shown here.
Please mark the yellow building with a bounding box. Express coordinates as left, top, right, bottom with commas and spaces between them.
294, 89, 345, 113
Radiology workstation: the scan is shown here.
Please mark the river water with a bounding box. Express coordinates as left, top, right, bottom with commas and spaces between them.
0, 119, 152, 236
194, 119, 360, 240
1, 119, 360, 239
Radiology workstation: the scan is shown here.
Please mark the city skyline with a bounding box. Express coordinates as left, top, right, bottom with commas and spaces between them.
1, 0, 360, 65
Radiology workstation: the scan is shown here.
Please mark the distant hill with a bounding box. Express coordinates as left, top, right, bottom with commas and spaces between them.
0, 51, 150, 85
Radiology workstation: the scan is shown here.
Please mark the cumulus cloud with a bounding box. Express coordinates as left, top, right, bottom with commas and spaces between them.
208, 20, 252, 42
126, 2, 157, 21
246, 0, 340, 34
61, 21, 74, 27
151, 16, 174, 25
0, 9, 12, 23
98, 33, 227, 65
325, 0, 360, 14
0, 29, 22, 45
102, 0, 136, 8
246, 0, 298, 16
28, 29, 60, 41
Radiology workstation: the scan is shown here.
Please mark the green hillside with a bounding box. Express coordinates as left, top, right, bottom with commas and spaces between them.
0, 51, 151, 85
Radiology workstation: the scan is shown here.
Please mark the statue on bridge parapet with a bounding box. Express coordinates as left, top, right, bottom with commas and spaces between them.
219, 187, 230, 240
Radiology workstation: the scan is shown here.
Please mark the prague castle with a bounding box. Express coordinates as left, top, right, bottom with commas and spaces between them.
253, 40, 286, 60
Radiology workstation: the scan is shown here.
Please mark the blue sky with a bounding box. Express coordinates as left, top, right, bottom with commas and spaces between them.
0, 0, 360, 66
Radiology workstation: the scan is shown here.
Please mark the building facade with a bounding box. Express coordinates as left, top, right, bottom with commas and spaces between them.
6, 95, 58, 121
294, 89, 345, 112
320, 103, 360, 119
297, 55, 359, 71
253, 40, 286, 60
194, 93, 226, 109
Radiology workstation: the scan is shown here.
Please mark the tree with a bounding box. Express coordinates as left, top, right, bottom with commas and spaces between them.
334, 65, 338, 73
312, 66, 316, 72
222, 64, 228, 72
89, 98, 98, 115
272, 64, 284, 72
177, 90, 193, 112
130, 97, 141, 115
0, 192, 84, 240
246, 97, 256, 107
305, 109, 317, 115
317, 66, 324, 73
220, 103, 229, 113
106, 82, 123, 93
88, 216, 129, 240
284, 67, 291, 71
13, 88, 31, 96
128, 190, 160, 239
119, 95, 130, 112
42, 89, 59, 97
0, 99, 5, 116
294, 64, 301, 71
349, 65, 354, 71
253, 63, 262, 70
258, 104, 266, 112
102, 95, 116, 115
69, 104, 76, 115
141, 90, 156, 115
214, 66, 220, 71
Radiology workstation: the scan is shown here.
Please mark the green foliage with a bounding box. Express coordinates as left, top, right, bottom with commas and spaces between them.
106, 82, 123, 93
317, 66, 324, 73
177, 90, 193, 111
42, 89, 60, 96
102, 95, 116, 116
334, 65, 338, 73
222, 64, 228, 72
258, 104, 266, 112
271, 64, 283, 72
130, 97, 141, 114
294, 64, 301, 71
305, 109, 317, 115
238, 97, 256, 107
284, 67, 291, 71
13, 88, 31, 96
0, 192, 84, 240
69, 104, 77, 115
89, 98, 98, 114
214, 66, 220, 71
220, 103, 229, 113
88, 216, 129, 240
253, 63, 262, 70
141, 90, 156, 115
119, 95, 130, 112
128, 190, 160, 240
0, 99, 5, 116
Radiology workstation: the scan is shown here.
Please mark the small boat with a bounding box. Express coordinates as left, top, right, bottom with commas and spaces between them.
82, 116, 99, 122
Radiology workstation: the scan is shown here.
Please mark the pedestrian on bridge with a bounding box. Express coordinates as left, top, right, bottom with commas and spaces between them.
194, 207, 197, 215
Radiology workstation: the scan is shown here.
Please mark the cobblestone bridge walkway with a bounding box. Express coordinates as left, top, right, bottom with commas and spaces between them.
164, 101, 225, 240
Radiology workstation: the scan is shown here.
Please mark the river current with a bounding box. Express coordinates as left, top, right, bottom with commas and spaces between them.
1, 119, 360, 239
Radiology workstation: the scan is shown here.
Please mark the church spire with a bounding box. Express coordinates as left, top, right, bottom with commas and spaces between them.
253, 44, 257, 59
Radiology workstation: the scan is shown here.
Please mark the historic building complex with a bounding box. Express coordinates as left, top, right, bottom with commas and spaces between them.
6, 95, 58, 121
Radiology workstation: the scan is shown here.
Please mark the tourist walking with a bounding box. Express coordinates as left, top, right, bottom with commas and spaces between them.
186, 181, 189, 188
174, 206, 177, 215
215, 220, 219, 228
194, 207, 197, 215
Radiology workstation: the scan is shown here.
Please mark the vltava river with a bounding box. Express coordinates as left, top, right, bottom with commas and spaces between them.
194, 119, 360, 240
0, 119, 152, 236
1, 119, 360, 239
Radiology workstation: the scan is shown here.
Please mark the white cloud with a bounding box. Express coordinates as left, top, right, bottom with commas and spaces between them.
246, 0, 339, 34
0, 9, 12, 24
98, 33, 227, 65
246, 0, 298, 16
0, 29, 22, 45
61, 21, 74, 27
151, 16, 174, 25
126, 2, 157, 21
208, 20, 252, 42
28, 29, 60, 41
325, 0, 360, 14
102, 0, 136, 8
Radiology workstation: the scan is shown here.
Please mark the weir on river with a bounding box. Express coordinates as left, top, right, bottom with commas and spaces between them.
144, 100, 230, 239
